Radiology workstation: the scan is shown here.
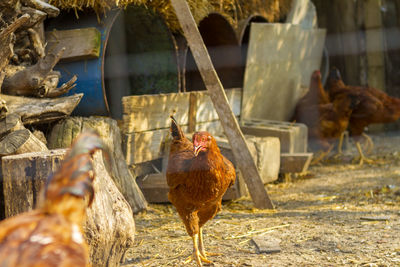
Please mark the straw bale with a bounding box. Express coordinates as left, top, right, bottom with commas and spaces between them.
47, 0, 293, 32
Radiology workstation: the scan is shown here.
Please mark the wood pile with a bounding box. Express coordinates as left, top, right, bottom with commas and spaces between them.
0, 0, 80, 153
0, 0, 84, 220
0, 2, 145, 260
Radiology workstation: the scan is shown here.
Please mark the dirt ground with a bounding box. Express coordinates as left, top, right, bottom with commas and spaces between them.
123, 132, 400, 267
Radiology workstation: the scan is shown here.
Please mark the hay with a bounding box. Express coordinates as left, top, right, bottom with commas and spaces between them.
209, 0, 293, 28
48, 0, 293, 32
236, 0, 293, 22
47, 0, 212, 31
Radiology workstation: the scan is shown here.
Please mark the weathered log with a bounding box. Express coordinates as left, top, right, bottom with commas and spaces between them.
0, 72, 7, 118
0, 113, 24, 139
27, 28, 45, 58
41, 73, 77, 98
1, 93, 82, 124
0, 71, 5, 90
0, 14, 30, 72
0, 127, 47, 219
21, 0, 60, 17
32, 129, 47, 145
2, 149, 61, 217
1, 149, 136, 266
0, 99, 7, 119
20, 7, 47, 30
87, 150, 135, 267
2, 47, 65, 97
48, 116, 148, 214
0, 128, 48, 156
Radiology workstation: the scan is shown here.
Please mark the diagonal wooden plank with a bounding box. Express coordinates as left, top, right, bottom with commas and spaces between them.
170, 0, 274, 209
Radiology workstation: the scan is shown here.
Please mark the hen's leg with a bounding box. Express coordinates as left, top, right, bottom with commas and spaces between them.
197, 204, 221, 259
198, 227, 221, 258
362, 133, 374, 154
355, 141, 375, 165
198, 227, 206, 257
183, 233, 211, 266
335, 131, 348, 155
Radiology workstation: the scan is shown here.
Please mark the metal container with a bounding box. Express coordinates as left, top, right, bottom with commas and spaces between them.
46, 7, 179, 118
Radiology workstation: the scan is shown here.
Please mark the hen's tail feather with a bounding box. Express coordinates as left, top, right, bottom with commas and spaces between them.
45, 130, 110, 207
170, 116, 185, 141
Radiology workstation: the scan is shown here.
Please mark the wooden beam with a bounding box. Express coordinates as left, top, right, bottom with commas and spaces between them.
45, 28, 101, 62
2, 93, 83, 125
170, 0, 274, 209
188, 92, 198, 132
364, 0, 385, 91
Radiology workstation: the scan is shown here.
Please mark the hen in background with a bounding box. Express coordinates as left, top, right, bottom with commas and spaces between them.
293, 70, 358, 163
327, 67, 400, 164
166, 116, 236, 266
297, 70, 330, 108
292, 70, 330, 126
0, 131, 109, 267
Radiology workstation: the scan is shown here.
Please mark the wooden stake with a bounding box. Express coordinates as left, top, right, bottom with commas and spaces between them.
170, 0, 274, 209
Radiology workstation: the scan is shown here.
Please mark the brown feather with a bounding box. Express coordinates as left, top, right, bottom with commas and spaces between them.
166, 118, 236, 236
0, 131, 108, 267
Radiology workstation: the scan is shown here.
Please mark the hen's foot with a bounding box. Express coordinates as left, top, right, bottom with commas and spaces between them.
354, 142, 382, 165
199, 250, 221, 258
185, 233, 212, 266
183, 251, 212, 266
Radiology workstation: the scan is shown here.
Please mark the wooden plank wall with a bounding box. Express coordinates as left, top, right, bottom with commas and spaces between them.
122, 88, 241, 165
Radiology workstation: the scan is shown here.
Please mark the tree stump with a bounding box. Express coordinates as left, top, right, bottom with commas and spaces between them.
0, 115, 46, 220
48, 116, 148, 214
2, 149, 63, 217
1, 149, 136, 267
0, 128, 48, 156
87, 150, 135, 267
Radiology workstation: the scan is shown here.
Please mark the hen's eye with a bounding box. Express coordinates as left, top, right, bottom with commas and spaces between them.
207, 136, 211, 140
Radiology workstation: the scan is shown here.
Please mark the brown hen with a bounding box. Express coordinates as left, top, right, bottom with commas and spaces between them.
327, 67, 400, 164
166, 116, 236, 266
0, 131, 109, 267
293, 70, 358, 162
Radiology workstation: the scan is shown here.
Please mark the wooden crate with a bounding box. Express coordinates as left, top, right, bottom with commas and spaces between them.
122, 88, 241, 165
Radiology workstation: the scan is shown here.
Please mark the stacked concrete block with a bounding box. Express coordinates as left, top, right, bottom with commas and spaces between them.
216, 135, 281, 184
240, 119, 307, 153
240, 119, 312, 174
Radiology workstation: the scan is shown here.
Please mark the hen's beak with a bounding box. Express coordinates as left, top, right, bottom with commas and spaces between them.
194, 145, 203, 157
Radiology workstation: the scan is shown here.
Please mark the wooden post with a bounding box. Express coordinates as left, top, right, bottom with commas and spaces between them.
364, 0, 386, 91
170, 0, 274, 209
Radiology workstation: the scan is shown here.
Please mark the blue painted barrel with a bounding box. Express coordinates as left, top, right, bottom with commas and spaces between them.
46, 7, 179, 118
46, 10, 119, 116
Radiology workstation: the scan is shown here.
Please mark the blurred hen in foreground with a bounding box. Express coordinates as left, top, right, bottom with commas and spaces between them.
0, 131, 109, 267
166, 116, 236, 266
